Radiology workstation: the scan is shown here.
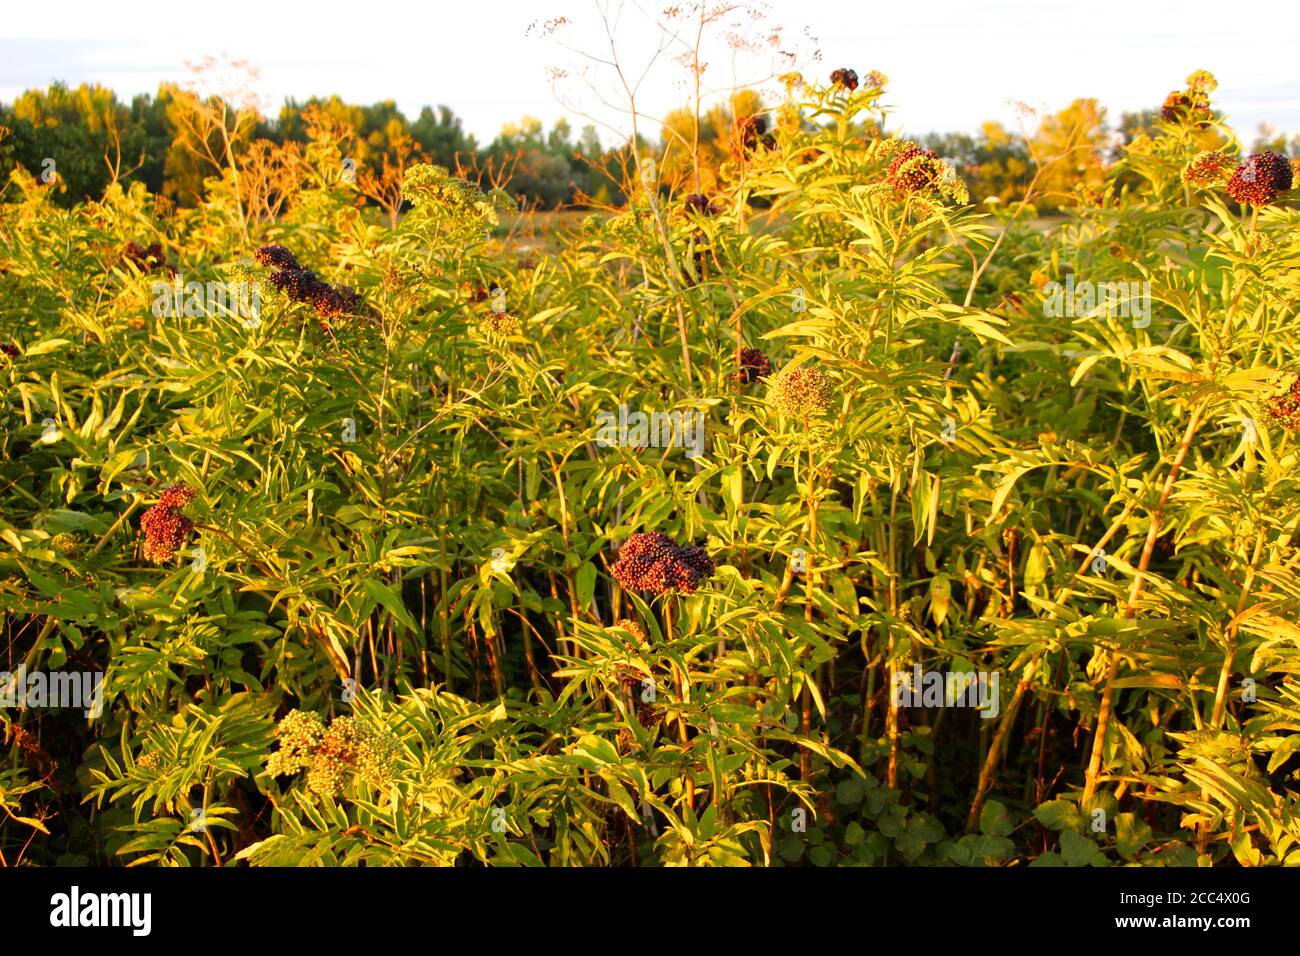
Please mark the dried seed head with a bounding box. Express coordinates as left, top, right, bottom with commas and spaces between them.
887, 143, 940, 193
158, 483, 196, 509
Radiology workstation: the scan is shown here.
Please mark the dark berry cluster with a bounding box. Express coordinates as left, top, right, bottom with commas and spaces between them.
461, 281, 500, 303
1225, 152, 1294, 206
732, 347, 772, 384
1160, 91, 1212, 127
254, 244, 365, 322
830, 68, 859, 91
1265, 374, 1300, 432
730, 114, 775, 160
138, 483, 196, 564
1, 343, 18, 359
123, 241, 175, 275
683, 194, 718, 217
252, 244, 299, 271
611, 531, 715, 596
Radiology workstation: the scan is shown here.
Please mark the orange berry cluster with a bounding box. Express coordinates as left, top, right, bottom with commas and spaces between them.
1181, 151, 1233, 189
1265, 374, 1300, 432
771, 366, 835, 418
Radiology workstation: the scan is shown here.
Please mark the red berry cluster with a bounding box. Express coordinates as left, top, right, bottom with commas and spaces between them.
830, 68, 859, 91
123, 241, 175, 276
1, 343, 18, 359
254, 245, 365, 321
732, 347, 772, 384
887, 144, 942, 194
1225, 152, 1294, 206
138, 483, 196, 564
611, 532, 715, 596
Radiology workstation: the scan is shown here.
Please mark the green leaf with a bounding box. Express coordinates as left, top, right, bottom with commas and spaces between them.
576, 561, 597, 610
359, 578, 419, 635
1060, 829, 1106, 867
1033, 799, 1085, 833
1115, 813, 1151, 862
979, 800, 1014, 838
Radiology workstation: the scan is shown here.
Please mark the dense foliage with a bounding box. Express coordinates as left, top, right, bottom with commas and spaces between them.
2, 68, 1300, 868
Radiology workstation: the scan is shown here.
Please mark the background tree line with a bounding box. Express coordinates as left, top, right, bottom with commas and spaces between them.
3, 81, 1294, 214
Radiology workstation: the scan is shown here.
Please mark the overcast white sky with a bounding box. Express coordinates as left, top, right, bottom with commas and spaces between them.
2, 0, 1296, 145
